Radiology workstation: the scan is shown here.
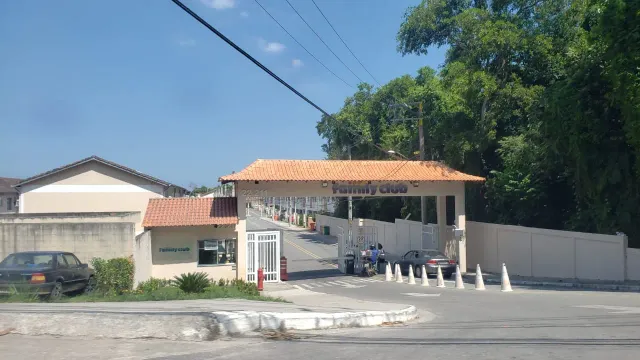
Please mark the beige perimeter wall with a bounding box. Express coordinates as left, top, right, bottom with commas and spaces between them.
0, 214, 136, 264
316, 214, 640, 281
133, 230, 153, 287
466, 221, 629, 281
149, 226, 238, 282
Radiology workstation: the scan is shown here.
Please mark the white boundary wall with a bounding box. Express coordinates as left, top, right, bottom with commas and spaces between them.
466, 222, 628, 281
315, 214, 639, 282
626, 248, 640, 281
315, 215, 452, 260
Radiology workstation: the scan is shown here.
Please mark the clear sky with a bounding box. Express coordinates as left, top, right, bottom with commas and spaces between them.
0, 0, 445, 188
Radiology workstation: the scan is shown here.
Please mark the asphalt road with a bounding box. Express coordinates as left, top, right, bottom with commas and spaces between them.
4, 212, 640, 359
246, 209, 342, 281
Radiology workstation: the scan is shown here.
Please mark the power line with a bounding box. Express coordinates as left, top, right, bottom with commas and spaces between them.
284, 0, 366, 85
253, 0, 354, 89
310, 0, 381, 87
169, 0, 393, 164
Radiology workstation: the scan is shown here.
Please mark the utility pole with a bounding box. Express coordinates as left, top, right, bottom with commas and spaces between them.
391, 101, 428, 226
417, 102, 427, 226
288, 197, 292, 226
347, 146, 353, 248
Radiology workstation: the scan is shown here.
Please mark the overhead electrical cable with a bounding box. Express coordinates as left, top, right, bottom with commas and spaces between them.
310, 0, 381, 86
169, 0, 409, 179
283, 0, 366, 85
254, 0, 354, 89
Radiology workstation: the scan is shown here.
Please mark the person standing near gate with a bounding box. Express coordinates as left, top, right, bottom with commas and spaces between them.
376, 243, 386, 273
369, 244, 379, 266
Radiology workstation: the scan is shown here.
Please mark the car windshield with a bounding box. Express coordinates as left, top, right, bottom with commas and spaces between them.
421, 251, 446, 258
0, 253, 54, 268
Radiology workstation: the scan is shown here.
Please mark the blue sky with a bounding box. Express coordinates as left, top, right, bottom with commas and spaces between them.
0, 0, 445, 188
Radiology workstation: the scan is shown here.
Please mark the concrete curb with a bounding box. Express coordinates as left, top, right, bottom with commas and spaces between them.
0, 306, 418, 341
0, 311, 220, 341
463, 275, 640, 292
212, 305, 418, 336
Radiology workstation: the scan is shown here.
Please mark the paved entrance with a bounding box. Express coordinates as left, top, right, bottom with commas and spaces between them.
247, 211, 341, 281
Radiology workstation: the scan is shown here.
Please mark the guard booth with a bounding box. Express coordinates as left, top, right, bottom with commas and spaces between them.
217, 159, 485, 282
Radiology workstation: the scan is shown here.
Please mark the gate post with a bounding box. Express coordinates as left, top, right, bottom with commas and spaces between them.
257, 267, 264, 291
280, 256, 288, 281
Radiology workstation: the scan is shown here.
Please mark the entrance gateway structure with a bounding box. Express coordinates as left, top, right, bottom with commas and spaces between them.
219, 159, 484, 283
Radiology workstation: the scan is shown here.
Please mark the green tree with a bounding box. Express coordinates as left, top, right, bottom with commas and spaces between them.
317, 0, 640, 247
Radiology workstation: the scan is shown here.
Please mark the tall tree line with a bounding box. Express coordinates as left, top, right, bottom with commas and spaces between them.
316, 0, 640, 247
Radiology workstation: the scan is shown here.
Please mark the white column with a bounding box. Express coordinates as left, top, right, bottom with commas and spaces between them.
454, 191, 467, 273
236, 191, 247, 280
436, 196, 446, 253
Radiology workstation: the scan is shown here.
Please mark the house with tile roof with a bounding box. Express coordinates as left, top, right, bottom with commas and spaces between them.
12, 156, 188, 233
0, 177, 21, 214
135, 197, 239, 283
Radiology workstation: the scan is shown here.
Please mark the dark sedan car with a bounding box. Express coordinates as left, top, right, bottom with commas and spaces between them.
393, 249, 457, 278
0, 251, 95, 298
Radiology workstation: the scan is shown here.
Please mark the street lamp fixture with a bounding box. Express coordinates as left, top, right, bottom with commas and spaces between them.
387, 149, 409, 160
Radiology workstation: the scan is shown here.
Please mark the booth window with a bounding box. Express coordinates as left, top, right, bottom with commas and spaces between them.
198, 239, 236, 265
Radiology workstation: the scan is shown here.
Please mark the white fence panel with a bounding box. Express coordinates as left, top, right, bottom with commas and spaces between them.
627, 248, 640, 281
466, 221, 627, 281
313, 215, 638, 282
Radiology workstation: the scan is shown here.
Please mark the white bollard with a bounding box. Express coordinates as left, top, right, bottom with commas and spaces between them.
385, 262, 393, 282
454, 264, 465, 289
421, 265, 430, 287
475, 264, 486, 290
395, 264, 404, 283
436, 265, 445, 288
407, 265, 416, 285
501, 263, 513, 292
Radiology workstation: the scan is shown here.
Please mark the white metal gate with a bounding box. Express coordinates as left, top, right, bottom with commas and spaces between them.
246, 230, 281, 283
337, 225, 378, 274
422, 224, 439, 250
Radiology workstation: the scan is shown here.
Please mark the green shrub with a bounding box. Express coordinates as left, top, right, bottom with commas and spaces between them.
230, 278, 259, 296
172, 272, 210, 293
136, 277, 171, 293
217, 278, 229, 287
91, 257, 134, 295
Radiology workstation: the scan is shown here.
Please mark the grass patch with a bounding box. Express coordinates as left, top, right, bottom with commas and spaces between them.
0, 284, 287, 303
0, 271, 288, 303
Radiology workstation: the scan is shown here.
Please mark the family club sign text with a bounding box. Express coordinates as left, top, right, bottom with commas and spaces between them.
331, 182, 409, 196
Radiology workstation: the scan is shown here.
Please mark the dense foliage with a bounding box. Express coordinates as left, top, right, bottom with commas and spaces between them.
317, 0, 640, 247
91, 257, 135, 295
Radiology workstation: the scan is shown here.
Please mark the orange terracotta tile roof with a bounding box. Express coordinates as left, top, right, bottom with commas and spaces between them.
142, 197, 237, 227
219, 159, 485, 182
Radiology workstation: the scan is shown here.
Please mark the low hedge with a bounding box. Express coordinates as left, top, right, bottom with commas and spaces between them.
90, 256, 134, 295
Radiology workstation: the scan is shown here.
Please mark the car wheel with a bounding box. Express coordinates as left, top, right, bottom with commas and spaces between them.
83, 276, 96, 294
49, 281, 63, 300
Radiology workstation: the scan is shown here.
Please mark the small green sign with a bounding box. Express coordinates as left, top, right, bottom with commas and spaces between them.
159, 247, 191, 253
